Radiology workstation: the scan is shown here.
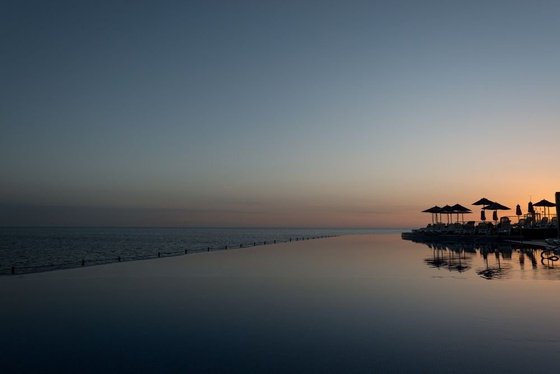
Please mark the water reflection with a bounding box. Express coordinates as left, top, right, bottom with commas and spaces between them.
412, 238, 560, 280
424, 244, 472, 273
477, 250, 511, 280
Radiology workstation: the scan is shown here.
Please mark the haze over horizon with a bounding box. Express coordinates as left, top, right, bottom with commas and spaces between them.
2, 1, 559, 228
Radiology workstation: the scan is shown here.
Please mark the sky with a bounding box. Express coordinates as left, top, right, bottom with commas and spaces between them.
1, 0, 559, 228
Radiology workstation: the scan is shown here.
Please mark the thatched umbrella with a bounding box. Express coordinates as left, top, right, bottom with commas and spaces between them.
473, 198, 493, 223
440, 205, 454, 224
451, 203, 472, 223
483, 202, 511, 223
533, 199, 556, 219
422, 206, 442, 224
483, 202, 511, 211
472, 198, 494, 207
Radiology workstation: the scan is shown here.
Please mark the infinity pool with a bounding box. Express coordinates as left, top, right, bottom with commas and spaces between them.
1, 234, 559, 373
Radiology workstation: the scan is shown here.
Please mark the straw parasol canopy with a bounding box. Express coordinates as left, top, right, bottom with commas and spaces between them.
483, 202, 511, 223
440, 205, 454, 224
533, 199, 556, 207
473, 198, 493, 223
422, 206, 442, 224
482, 202, 511, 211
451, 203, 472, 213
533, 199, 556, 218
472, 198, 494, 207
451, 204, 472, 223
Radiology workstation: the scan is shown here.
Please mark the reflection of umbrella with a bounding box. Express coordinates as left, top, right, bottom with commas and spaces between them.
476, 243, 514, 280
424, 246, 447, 269
422, 206, 442, 224
533, 199, 556, 218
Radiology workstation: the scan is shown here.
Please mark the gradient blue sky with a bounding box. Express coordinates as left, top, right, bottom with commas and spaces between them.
1, 0, 559, 227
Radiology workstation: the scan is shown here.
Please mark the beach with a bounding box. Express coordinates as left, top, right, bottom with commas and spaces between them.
2, 234, 560, 373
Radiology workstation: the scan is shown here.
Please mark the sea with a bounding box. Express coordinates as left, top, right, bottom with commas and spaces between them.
0, 227, 400, 274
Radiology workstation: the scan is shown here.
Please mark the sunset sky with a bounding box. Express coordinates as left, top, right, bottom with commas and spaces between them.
2, 1, 559, 227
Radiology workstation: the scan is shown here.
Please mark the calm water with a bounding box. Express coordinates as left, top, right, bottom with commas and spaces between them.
0, 227, 394, 274
1, 233, 560, 373
408, 237, 560, 281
